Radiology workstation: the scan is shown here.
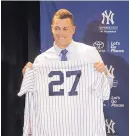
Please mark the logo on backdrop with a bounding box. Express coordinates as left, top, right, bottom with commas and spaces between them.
108, 41, 124, 53
105, 119, 116, 135
93, 41, 124, 53
110, 96, 124, 108
113, 80, 119, 88
99, 10, 118, 33
103, 65, 124, 108
107, 65, 119, 88
108, 65, 115, 77
93, 41, 106, 52
104, 95, 125, 108
102, 10, 114, 25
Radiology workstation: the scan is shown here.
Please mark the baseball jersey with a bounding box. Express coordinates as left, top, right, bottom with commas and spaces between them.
18, 60, 110, 136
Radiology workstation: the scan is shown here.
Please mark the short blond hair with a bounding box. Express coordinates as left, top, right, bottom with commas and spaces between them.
52, 9, 74, 25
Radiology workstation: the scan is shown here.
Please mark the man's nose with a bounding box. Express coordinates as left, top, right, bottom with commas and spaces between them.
59, 28, 66, 32
57, 29, 66, 36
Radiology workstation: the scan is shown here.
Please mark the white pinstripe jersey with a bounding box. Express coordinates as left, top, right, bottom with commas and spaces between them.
18, 60, 110, 136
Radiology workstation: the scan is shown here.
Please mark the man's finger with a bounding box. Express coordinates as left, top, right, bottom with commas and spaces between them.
25, 62, 33, 68
22, 62, 33, 75
94, 62, 103, 67
94, 63, 104, 69
22, 67, 26, 75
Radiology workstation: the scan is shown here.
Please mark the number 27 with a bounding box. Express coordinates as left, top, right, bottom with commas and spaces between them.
48, 70, 81, 96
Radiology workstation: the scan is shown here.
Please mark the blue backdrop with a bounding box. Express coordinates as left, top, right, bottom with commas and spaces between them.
40, 2, 129, 136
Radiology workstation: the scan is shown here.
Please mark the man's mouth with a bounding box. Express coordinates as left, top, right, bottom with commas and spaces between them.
58, 37, 66, 40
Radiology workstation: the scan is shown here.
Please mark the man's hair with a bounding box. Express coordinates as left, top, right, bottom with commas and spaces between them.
52, 9, 74, 25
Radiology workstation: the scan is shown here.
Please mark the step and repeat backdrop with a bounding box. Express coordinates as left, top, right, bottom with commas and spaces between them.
40, 2, 129, 136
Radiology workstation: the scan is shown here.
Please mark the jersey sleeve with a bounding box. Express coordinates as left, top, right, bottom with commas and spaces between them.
92, 47, 114, 89
91, 47, 103, 62
22, 92, 33, 136
18, 68, 35, 135
18, 68, 35, 97
93, 72, 111, 101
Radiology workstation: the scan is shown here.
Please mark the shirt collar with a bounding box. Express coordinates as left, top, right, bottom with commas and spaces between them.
54, 40, 74, 56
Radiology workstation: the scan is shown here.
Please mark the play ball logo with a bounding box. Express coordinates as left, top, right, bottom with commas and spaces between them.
102, 10, 115, 25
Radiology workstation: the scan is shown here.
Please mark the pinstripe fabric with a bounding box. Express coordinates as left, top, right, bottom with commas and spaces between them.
18, 60, 110, 136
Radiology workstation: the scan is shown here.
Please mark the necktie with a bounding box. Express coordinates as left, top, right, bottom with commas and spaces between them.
60, 49, 68, 61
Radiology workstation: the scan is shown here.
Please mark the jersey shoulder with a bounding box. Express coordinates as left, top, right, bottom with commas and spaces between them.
33, 46, 55, 64
74, 41, 102, 62
74, 41, 96, 51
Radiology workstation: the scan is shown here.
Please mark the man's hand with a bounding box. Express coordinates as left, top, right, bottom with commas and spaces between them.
22, 62, 33, 75
94, 62, 108, 75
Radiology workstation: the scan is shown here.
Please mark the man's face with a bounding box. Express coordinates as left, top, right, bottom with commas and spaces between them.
51, 18, 76, 48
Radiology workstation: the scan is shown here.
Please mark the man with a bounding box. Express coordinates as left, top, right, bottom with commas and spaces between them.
22, 9, 113, 88
21, 9, 114, 136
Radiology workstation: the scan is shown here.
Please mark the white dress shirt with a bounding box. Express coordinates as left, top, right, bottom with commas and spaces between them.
34, 40, 113, 88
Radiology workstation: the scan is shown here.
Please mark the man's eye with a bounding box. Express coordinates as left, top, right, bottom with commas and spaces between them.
55, 27, 60, 31
64, 28, 68, 31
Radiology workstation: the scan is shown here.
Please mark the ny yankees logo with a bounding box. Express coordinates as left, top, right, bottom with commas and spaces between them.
105, 119, 115, 134
101, 10, 115, 25
106, 65, 115, 78
108, 65, 115, 78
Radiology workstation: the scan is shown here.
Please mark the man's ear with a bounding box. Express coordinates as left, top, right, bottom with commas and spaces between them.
73, 25, 76, 34
51, 25, 54, 33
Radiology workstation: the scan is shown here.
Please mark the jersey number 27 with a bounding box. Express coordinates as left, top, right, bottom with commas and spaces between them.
48, 70, 81, 96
